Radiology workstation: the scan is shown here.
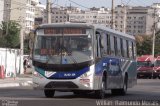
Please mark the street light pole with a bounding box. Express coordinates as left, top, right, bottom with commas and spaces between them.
47, 0, 51, 23
20, 22, 24, 74
152, 8, 156, 59
151, 8, 156, 79
111, 0, 115, 29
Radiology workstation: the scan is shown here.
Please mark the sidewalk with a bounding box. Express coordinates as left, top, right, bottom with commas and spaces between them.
0, 68, 33, 88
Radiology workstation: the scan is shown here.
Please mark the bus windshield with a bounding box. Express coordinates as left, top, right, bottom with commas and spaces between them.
33, 28, 93, 64
137, 61, 151, 67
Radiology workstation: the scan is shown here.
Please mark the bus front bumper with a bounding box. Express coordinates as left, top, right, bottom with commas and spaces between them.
33, 76, 94, 91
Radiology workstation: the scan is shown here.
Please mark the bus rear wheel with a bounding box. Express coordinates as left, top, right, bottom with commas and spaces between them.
111, 76, 128, 95
44, 89, 55, 98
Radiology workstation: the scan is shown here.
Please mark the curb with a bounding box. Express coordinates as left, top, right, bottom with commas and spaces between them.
0, 81, 33, 88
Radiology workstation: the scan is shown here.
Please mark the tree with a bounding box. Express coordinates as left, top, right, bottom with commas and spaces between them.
0, 21, 20, 48
155, 31, 160, 56
136, 32, 160, 56
136, 35, 152, 56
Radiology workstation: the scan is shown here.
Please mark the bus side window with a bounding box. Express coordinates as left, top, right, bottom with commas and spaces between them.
123, 39, 127, 57
126, 40, 129, 58
132, 42, 136, 59
117, 37, 121, 56
120, 38, 124, 57
128, 41, 133, 59
131, 42, 134, 59
106, 34, 111, 55
110, 35, 115, 56
96, 31, 101, 58
114, 36, 118, 56
101, 33, 107, 56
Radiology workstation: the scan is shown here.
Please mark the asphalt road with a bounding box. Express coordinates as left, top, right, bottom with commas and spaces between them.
0, 79, 160, 106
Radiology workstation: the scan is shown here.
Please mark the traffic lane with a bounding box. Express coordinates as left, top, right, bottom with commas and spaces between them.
0, 79, 160, 100
0, 79, 160, 106
0, 91, 160, 106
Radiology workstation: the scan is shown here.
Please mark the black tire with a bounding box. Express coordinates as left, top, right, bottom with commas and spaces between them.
95, 77, 106, 99
73, 90, 91, 95
44, 89, 55, 98
111, 76, 128, 95
73, 91, 82, 95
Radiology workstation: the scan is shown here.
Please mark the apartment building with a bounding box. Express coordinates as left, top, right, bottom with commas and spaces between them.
3, 0, 39, 34
115, 5, 155, 36
0, 0, 4, 24
34, 3, 45, 28
151, 3, 160, 29
115, 5, 131, 33
69, 7, 112, 27
43, 7, 69, 23
126, 6, 154, 36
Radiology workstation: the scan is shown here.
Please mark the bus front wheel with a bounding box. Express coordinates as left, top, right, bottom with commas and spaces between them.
44, 89, 55, 98
95, 77, 106, 99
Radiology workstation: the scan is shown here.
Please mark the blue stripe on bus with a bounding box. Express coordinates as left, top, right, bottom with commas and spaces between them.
35, 66, 89, 79
95, 57, 121, 76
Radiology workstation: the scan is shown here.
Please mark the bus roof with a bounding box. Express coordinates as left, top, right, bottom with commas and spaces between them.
94, 24, 135, 40
37, 22, 135, 40
38, 22, 94, 29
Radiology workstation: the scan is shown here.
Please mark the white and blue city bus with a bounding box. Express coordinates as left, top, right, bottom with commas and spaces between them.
32, 23, 137, 99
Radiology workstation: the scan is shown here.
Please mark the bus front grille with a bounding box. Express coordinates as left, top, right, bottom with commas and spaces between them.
45, 81, 79, 89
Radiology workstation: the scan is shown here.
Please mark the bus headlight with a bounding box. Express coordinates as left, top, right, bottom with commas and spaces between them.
80, 70, 92, 78
33, 71, 43, 78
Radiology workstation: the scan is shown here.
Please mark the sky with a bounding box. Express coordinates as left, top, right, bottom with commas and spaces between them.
39, 0, 160, 9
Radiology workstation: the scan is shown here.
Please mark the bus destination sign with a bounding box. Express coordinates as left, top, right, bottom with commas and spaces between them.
44, 28, 86, 34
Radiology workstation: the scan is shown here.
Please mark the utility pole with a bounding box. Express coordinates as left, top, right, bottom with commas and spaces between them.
5, 3, 10, 74
47, 0, 51, 23
123, 6, 126, 33
111, 0, 115, 29
152, 8, 156, 59
20, 22, 24, 74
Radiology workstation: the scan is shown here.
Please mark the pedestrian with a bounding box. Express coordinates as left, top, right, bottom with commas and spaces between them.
23, 58, 28, 73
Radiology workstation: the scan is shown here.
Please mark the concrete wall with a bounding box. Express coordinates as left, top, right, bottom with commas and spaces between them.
0, 48, 21, 78
0, 0, 4, 24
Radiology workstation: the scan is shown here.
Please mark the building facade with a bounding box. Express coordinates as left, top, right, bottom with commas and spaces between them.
69, 7, 112, 28
115, 5, 155, 36
0, 0, 4, 24
43, 7, 69, 24
151, 3, 160, 30
3, 0, 39, 34
126, 6, 154, 36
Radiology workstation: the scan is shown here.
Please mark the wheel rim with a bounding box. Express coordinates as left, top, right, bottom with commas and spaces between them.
124, 80, 127, 93
101, 80, 105, 98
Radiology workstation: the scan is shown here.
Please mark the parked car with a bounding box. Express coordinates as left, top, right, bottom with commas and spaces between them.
137, 55, 154, 79
153, 56, 160, 79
